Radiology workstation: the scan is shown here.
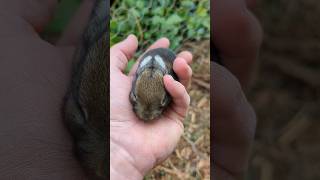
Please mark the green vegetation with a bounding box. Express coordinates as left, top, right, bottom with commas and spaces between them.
44, 0, 210, 52
43, 0, 210, 72
110, 0, 210, 53
44, 0, 81, 35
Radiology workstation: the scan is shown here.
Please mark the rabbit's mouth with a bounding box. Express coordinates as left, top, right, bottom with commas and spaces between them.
139, 110, 162, 121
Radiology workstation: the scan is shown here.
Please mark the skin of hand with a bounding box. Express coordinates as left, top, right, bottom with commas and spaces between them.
212, 0, 261, 179
212, 0, 263, 89
0, 0, 99, 179
110, 35, 192, 180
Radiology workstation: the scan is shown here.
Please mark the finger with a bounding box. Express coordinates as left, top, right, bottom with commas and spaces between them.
213, 0, 262, 57
212, 61, 256, 175
128, 38, 170, 76
110, 35, 138, 72
163, 75, 190, 119
57, 0, 95, 46
212, 0, 262, 88
146, 37, 170, 51
177, 51, 193, 64
212, 62, 256, 142
173, 57, 192, 88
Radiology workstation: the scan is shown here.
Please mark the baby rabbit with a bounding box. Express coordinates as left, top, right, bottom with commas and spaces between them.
63, 0, 107, 179
130, 48, 179, 121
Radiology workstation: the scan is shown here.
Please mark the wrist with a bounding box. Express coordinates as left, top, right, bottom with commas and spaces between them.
110, 139, 144, 180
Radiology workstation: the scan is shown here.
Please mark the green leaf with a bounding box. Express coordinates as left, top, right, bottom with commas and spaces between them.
187, 29, 196, 38
110, 0, 210, 52
152, 16, 164, 25
136, 1, 145, 9
196, 6, 207, 17
125, 0, 135, 6
110, 20, 118, 30
166, 14, 183, 25
159, 0, 169, 7
130, 8, 140, 18
125, 60, 136, 74
154, 7, 164, 16
181, 1, 195, 9
144, 32, 151, 39
44, 0, 81, 34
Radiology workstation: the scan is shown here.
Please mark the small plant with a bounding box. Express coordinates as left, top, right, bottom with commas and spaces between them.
110, 0, 210, 54
44, 0, 81, 36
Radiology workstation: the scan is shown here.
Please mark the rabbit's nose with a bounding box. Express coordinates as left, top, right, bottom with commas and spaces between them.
142, 112, 156, 121
144, 113, 153, 120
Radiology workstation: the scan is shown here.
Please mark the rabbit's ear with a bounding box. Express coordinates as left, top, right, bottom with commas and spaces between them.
130, 91, 137, 103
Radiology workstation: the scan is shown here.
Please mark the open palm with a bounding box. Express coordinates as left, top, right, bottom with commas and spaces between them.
110, 35, 192, 178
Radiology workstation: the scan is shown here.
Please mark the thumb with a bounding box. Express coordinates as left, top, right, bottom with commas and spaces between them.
110, 35, 138, 72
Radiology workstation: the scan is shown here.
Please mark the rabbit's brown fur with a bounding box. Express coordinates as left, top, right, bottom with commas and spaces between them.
130, 48, 178, 121
63, 0, 107, 179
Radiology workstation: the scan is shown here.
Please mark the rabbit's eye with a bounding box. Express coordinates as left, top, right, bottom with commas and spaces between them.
160, 95, 167, 107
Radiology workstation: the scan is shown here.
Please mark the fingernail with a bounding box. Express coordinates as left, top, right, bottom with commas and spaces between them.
164, 74, 172, 80
168, 75, 174, 81
159, 37, 170, 44
127, 34, 135, 40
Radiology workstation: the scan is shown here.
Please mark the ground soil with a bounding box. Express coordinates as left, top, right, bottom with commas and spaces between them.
248, 1, 320, 179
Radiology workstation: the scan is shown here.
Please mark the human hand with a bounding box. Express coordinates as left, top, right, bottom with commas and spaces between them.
0, 0, 97, 179
212, 0, 261, 179
110, 35, 192, 179
212, 0, 262, 89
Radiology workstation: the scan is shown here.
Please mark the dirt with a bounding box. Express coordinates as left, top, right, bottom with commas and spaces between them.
248, 0, 320, 179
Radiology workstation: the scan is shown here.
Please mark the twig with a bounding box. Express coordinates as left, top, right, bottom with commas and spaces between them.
278, 103, 317, 146
159, 160, 189, 179
192, 78, 210, 90
193, 73, 210, 81
131, 9, 143, 41
252, 156, 274, 180
263, 52, 320, 87
158, 166, 183, 177
197, 97, 208, 108
264, 37, 320, 63
183, 135, 204, 159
